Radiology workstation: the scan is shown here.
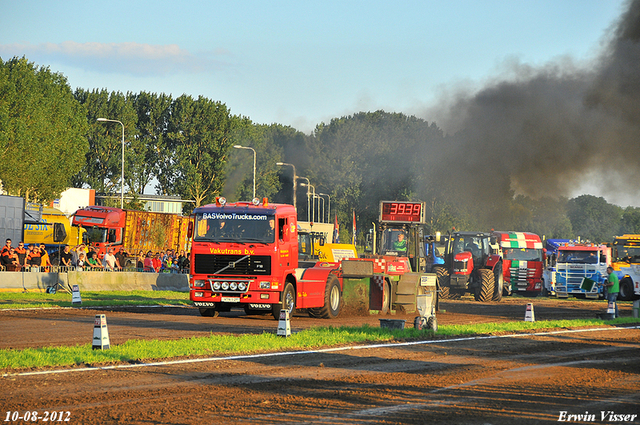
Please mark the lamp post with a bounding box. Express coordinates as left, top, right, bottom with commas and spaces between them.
318, 193, 330, 223
233, 145, 256, 199
97, 118, 125, 208
300, 182, 315, 222
276, 162, 296, 208
297, 177, 311, 221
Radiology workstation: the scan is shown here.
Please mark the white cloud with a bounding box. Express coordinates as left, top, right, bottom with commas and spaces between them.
0, 41, 222, 76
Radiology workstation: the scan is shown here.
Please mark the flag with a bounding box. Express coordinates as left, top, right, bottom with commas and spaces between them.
333, 213, 340, 244
352, 210, 356, 245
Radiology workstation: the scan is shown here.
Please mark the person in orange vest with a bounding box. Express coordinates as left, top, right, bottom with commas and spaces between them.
26, 244, 42, 269
14, 242, 27, 268
1, 239, 12, 264
40, 244, 51, 272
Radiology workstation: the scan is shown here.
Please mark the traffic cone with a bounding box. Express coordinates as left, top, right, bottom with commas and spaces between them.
277, 310, 291, 337
92, 314, 110, 350
71, 285, 82, 306
524, 303, 535, 322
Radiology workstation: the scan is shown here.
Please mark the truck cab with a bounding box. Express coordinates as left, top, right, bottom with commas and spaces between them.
190, 198, 301, 319
550, 242, 610, 298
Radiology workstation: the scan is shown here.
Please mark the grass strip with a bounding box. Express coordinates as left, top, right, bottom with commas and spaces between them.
1, 317, 638, 371
0, 290, 190, 309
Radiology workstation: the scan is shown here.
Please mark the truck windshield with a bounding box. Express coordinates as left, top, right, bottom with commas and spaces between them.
86, 227, 107, 244
612, 241, 640, 262
503, 248, 543, 262
380, 228, 407, 255
451, 235, 488, 258
194, 213, 275, 243
557, 250, 601, 264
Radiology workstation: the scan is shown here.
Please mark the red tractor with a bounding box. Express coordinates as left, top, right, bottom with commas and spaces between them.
433, 231, 503, 302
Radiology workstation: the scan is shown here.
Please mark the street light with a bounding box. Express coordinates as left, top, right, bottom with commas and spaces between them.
299, 182, 315, 222
233, 145, 256, 199
297, 177, 311, 221
318, 193, 330, 223
276, 162, 296, 208
97, 118, 125, 208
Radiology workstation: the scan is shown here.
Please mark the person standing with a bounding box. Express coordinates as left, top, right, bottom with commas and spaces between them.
40, 244, 51, 272
60, 245, 73, 269
103, 249, 118, 271
605, 266, 620, 318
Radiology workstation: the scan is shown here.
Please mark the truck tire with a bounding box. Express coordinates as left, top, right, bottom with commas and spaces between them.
619, 277, 634, 301
475, 269, 495, 302
199, 308, 218, 317
272, 282, 296, 320
492, 262, 503, 302
318, 274, 342, 319
434, 266, 453, 299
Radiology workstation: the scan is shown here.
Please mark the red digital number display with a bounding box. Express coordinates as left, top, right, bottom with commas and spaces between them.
380, 201, 424, 223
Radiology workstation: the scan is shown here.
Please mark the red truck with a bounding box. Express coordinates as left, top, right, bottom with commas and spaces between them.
72, 206, 189, 265
492, 231, 544, 295
189, 197, 342, 319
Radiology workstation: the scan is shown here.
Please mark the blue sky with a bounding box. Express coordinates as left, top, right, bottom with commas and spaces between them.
1, 0, 626, 133
1, 0, 636, 205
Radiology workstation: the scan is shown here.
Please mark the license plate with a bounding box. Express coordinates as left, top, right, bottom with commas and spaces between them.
221, 297, 240, 303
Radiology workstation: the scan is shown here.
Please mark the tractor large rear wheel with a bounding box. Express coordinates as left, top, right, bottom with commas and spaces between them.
492, 262, 503, 302
434, 266, 453, 299
475, 269, 495, 302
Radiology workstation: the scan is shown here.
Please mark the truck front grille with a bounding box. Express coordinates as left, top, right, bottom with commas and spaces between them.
194, 254, 271, 276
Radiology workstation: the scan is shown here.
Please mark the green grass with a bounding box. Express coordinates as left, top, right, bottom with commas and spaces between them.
0, 290, 190, 309
1, 317, 638, 372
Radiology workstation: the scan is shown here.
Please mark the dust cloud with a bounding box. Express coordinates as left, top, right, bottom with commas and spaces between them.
419, 0, 640, 209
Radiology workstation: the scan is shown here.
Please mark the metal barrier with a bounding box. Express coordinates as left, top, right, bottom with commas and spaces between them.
0, 265, 188, 274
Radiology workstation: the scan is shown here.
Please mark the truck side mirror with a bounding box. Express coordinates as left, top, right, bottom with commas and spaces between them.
187, 221, 193, 239
53, 223, 67, 243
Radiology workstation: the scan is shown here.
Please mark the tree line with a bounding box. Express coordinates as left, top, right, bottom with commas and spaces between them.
1, 56, 639, 244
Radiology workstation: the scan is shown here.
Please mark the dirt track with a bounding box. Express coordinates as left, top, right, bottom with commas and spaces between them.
1, 297, 640, 424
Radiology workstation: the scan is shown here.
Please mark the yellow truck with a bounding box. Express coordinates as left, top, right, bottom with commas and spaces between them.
297, 221, 358, 263
23, 206, 87, 246
611, 234, 640, 300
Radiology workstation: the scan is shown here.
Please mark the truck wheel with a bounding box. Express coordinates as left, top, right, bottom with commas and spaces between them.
619, 278, 633, 301
492, 262, 503, 302
199, 308, 218, 317
272, 282, 296, 320
475, 269, 495, 302
319, 275, 342, 319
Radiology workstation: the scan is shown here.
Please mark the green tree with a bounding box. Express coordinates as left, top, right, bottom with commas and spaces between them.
161, 95, 235, 211
130, 91, 172, 195
567, 195, 622, 242
0, 57, 88, 202
73, 89, 137, 194
620, 207, 640, 234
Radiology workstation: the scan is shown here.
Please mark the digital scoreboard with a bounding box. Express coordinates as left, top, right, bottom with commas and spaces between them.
379, 201, 425, 223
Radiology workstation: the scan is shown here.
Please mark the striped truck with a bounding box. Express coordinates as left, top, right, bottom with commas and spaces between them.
492, 231, 544, 295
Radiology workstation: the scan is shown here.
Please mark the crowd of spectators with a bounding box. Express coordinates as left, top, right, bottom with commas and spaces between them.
0, 238, 190, 273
